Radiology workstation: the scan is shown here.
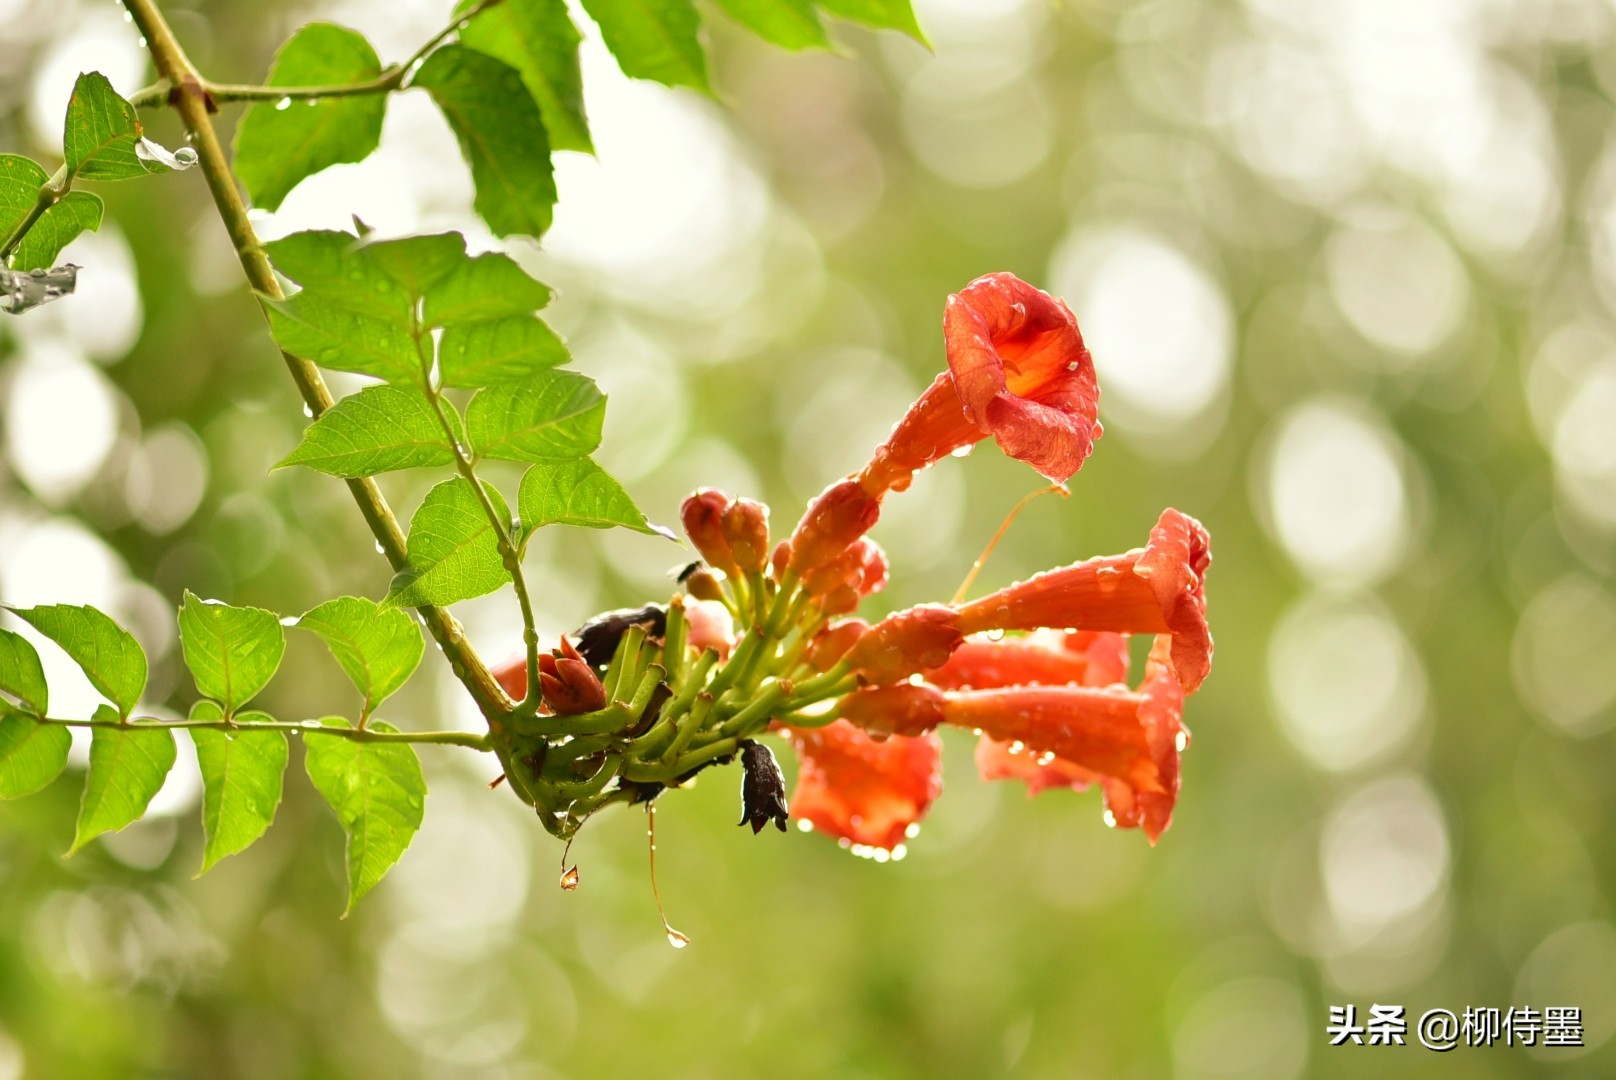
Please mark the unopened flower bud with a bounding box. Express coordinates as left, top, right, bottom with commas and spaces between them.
806, 619, 868, 672
680, 488, 739, 576
722, 498, 770, 574
539, 636, 607, 714
846, 605, 965, 684
787, 478, 883, 573
683, 566, 727, 603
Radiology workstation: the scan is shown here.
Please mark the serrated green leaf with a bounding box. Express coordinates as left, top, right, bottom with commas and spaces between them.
0, 627, 48, 717
296, 598, 424, 715
816, 0, 925, 41
518, 457, 664, 537
10, 191, 103, 271
261, 292, 423, 383
265, 229, 414, 323
177, 592, 285, 714
69, 707, 176, 856
0, 155, 49, 257
580, 0, 710, 91
277, 384, 459, 477
717, 0, 829, 49
189, 700, 288, 874
63, 72, 195, 181
303, 718, 425, 915
457, 0, 592, 153
412, 45, 557, 239
10, 604, 146, 718
233, 24, 389, 211
386, 478, 513, 608
438, 316, 569, 388
0, 714, 70, 799
421, 252, 552, 326
465, 372, 604, 462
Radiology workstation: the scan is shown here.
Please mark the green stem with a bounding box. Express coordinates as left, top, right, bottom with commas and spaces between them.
119, 0, 512, 724
127, 0, 508, 110
27, 713, 490, 749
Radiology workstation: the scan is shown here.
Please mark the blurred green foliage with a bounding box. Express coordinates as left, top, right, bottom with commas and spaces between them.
1, 0, 1614, 1077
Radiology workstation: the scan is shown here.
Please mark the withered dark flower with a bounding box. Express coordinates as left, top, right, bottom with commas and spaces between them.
573, 603, 668, 668
737, 739, 789, 834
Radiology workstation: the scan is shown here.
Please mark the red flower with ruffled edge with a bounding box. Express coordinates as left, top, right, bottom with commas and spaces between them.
785, 719, 943, 853
955, 507, 1212, 692
785, 273, 1101, 572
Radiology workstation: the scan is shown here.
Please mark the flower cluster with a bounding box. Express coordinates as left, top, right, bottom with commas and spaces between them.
493, 272, 1212, 856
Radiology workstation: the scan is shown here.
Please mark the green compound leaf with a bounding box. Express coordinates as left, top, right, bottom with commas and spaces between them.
456, 0, 592, 153
438, 316, 569, 388
716, 0, 830, 50
386, 478, 513, 608
69, 706, 176, 856
190, 700, 288, 875
233, 24, 389, 212
296, 597, 424, 715
11, 191, 104, 272
303, 718, 426, 916
412, 45, 557, 240
465, 372, 605, 462
0, 627, 48, 717
177, 592, 286, 715
277, 384, 460, 478
518, 457, 668, 539
0, 713, 70, 799
11, 604, 147, 719
580, 0, 710, 91
816, 0, 925, 41
63, 72, 196, 181
421, 252, 552, 326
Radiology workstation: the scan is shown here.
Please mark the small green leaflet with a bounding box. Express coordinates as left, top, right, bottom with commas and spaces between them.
466, 372, 605, 462
456, 0, 593, 153
421, 251, 551, 326
437, 316, 568, 388
412, 46, 557, 240
518, 458, 667, 540
0, 713, 70, 799
276, 384, 460, 478
715, 0, 830, 50
296, 597, 424, 715
233, 23, 389, 212
69, 705, 176, 856
260, 295, 422, 383
177, 592, 286, 715
303, 718, 426, 915
10, 603, 146, 719
190, 700, 288, 875
815, 0, 925, 41
11, 192, 103, 271
580, 0, 710, 92
386, 478, 513, 608
62, 72, 197, 182
0, 627, 48, 717
0, 155, 46, 241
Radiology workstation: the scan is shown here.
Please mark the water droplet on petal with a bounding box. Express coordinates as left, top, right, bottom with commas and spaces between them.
559, 865, 579, 891
666, 928, 691, 948
950, 444, 973, 458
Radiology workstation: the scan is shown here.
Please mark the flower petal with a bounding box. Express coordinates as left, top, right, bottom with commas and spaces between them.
787, 720, 943, 851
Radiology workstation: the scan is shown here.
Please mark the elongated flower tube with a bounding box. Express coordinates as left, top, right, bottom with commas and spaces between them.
786, 719, 943, 852
924, 629, 1131, 692
785, 273, 1101, 573
862, 272, 1102, 493
844, 604, 964, 684
954, 508, 1212, 692
946, 637, 1185, 842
